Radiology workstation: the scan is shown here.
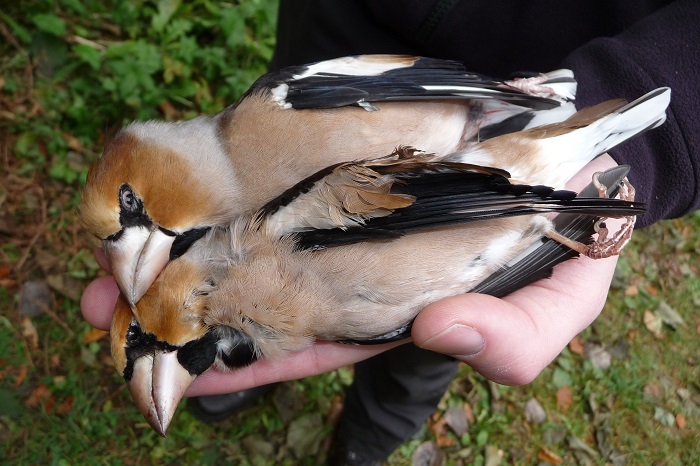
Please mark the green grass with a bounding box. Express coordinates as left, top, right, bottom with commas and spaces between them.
1, 2, 698, 465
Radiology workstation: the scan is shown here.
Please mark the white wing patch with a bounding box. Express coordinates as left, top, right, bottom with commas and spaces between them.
293, 56, 416, 80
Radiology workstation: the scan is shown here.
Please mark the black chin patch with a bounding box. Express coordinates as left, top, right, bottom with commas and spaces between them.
169, 227, 211, 260
177, 332, 219, 376
217, 328, 259, 369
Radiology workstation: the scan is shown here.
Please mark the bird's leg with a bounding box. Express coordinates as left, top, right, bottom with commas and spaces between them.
546, 174, 637, 259
504, 74, 557, 99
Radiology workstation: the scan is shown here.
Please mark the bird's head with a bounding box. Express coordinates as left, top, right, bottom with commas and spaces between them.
110, 255, 259, 436
80, 121, 239, 305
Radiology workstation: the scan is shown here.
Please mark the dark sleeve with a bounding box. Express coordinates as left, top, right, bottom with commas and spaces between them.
561, 0, 700, 227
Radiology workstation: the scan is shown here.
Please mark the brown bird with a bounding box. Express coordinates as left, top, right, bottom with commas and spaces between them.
80, 55, 578, 305
110, 143, 648, 435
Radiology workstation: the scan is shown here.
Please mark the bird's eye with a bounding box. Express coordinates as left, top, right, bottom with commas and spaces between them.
126, 319, 142, 344
120, 189, 135, 210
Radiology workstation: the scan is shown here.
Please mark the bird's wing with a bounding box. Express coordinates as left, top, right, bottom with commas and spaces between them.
252, 55, 573, 111
470, 165, 633, 297
339, 165, 636, 345
257, 148, 645, 249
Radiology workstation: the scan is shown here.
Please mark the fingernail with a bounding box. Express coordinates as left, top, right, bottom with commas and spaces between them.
420, 324, 485, 357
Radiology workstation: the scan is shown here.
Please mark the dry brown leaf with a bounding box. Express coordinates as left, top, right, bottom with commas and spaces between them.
0, 265, 11, 279
444, 406, 469, 437
26, 383, 55, 412
556, 386, 573, 412
50, 353, 61, 368
55, 395, 75, 416
646, 285, 658, 296
568, 335, 585, 356
643, 310, 663, 338
21, 316, 39, 350
624, 284, 639, 296
537, 446, 563, 465
643, 383, 661, 398
429, 415, 455, 448
628, 328, 638, 340
676, 413, 687, 430
12, 365, 28, 388
82, 328, 108, 343
463, 402, 475, 424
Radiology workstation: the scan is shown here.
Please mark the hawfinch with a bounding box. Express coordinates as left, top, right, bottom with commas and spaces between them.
80, 55, 578, 304
109, 85, 670, 435
110, 156, 644, 436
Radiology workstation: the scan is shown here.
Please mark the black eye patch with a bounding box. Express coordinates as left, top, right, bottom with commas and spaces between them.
118, 184, 152, 229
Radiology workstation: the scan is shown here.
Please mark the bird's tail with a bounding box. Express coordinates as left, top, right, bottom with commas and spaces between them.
545, 87, 670, 165
522, 87, 671, 187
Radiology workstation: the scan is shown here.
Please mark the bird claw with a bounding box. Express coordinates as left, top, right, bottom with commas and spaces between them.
546, 173, 637, 259
504, 74, 557, 99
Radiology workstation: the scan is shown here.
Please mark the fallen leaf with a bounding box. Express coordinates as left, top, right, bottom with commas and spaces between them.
645, 284, 658, 296
643, 383, 661, 399
568, 335, 585, 356
411, 441, 444, 466
653, 406, 675, 426
586, 344, 611, 370
45, 274, 83, 301
429, 415, 454, 448
676, 413, 687, 429
567, 435, 599, 460
21, 316, 39, 350
484, 445, 504, 466
463, 402, 475, 424
627, 328, 638, 340
624, 284, 638, 296
50, 353, 61, 368
643, 310, 663, 338
12, 366, 28, 388
286, 413, 325, 459
556, 386, 573, 412
26, 383, 55, 412
82, 328, 108, 343
444, 406, 469, 437
0, 265, 11, 279
55, 395, 74, 415
608, 339, 629, 360
537, 446, 563, 465
655, 301, 685, 329
525, 398, 546, 423
19, 280, 53, 317
241, 435, 274, 458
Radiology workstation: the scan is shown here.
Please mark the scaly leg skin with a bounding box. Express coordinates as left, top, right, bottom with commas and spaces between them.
546, 173, 637, 259
504, 74, 557, 99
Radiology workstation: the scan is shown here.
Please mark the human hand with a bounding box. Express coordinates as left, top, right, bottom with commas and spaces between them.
413, 153, 620, 384
81, 154, 620, 392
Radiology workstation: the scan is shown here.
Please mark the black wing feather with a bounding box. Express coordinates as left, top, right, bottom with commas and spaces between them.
257, 56, 566, 111
296, 167, 644, 250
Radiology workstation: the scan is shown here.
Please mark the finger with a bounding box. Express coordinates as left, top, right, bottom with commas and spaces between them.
186, 340, 404, 396
93, 247, 111, 272
80, 275, 120, 330
413, 252, 618, 385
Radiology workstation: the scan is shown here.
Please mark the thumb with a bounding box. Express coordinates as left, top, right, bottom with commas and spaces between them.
412, 254, 617, 385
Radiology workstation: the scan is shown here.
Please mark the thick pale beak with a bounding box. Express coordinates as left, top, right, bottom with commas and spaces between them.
128, 350, 196, 437
104, 226, 175, 305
